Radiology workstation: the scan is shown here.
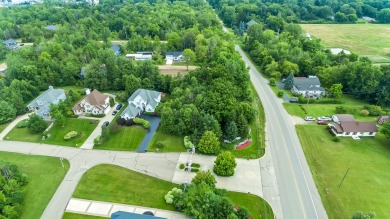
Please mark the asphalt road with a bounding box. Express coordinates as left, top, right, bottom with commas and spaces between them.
235, 46, 328, 219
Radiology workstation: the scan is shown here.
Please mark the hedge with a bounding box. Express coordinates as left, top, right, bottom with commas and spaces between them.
133, 117, 150, 129
64, 131, 78, 140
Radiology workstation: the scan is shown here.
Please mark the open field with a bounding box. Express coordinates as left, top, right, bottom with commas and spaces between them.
301, 24, 390, 63
147, 128, 186, 152
297, 125, 390, 218
283, 95, 382, 122
94, 125, 146, 151
158, 65, 197, 76
5, 118, 98, 147
0, 152, 69, 218
73, 164, 274, 219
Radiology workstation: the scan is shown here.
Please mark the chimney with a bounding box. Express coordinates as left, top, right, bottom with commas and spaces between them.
85, 88, 91, 95
48, 86, 53, 90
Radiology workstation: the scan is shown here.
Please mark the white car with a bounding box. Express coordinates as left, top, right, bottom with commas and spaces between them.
304, 116, 315, 121
317, 116, 332, 121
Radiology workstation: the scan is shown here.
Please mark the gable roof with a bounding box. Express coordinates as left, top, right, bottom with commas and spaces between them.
246, 20, 258, 26
329, 48, 351, 55
165, 51, 182, 57
333, 114, 355, 123
128, 89, 161, 109
28, 86, 65, 115
73, 89, 109, 111
3, 38, 16, 45
293, 77, 325, 92
110, 45, 121, 53
330, 121, 378, 133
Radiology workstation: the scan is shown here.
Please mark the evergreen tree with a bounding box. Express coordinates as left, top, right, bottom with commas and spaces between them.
225, 121, 238, 141
284, 72, 294, 90
236, 114, 248, 138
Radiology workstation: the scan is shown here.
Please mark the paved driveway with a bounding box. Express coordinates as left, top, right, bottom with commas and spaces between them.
136, 115, 161, 152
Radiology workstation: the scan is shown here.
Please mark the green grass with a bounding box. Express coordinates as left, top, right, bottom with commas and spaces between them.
94, 125, 146, 151
62, 213, 106, 219
73, 164, 274, 219
300, 24, 390, 63
227, 192, 274, 219
0, 152, 69, 219
148, 128, 187, 152
296, 125, 390, 218
0, 122, 11, 133
283, 95, 380, 122
5, 118, 98, 147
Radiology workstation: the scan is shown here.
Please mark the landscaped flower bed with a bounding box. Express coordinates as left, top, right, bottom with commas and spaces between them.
236, 140, 251, 149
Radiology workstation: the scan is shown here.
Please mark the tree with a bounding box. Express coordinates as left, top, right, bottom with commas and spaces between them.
236, 114, 248, 138
380, 123, 390, 140
124, 74, 141, 97
377, 8, 390, 23
197, 131, 220, 154
225, 121, 238, 141
191, 170, 217, 188
53, 112, 66, 127
213, 151, 237, 176
329, 83, 343, 98
182, 49, 196, 70
283, 72, 294, 90
109, 97, 115, 107
281, 61, 299, 77
0, 101, 16, 124
27, 114, 47, 133
101, 126, 110, 143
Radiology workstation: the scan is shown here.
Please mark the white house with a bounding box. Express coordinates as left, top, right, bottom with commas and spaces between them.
27, 86, 66, 120
292, 76, 326, 98
328, 114, 379, 138
329, 48, 351, 55
72, 89, 110, 115
120, 89, 161, 120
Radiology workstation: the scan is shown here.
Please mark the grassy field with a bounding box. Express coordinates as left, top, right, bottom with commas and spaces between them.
300, 24, 390, 63
73, 164, 274, 219
5, 118, 98, 147
296, 125, 390, 218
94, 125, 146, 151
0, 122, 10, 133
0, 152, 69, 219
62, 213, 105, 219
283, 95, 380, 122
147, 128, 186, 152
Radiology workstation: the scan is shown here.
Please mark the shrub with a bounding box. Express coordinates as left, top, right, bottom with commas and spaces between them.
335, 106, 347, 114
164, 187, 183, 204
277, 90, 284, 97
191, 168, 199, 173
183, 136, 194, 149
125, 119, 134, 126
333, 137, 340, 142
213, 151, 237, 176
94, 135, 101, 145
363, 105, 383, 116
156, 141, 165, 149
116, 117, 125, 126
269, 78, 276, 86
16, 120, 28, 128
191, 163, 200, 168
360, 109, 370, 116
191, 170, 216, 188
179, 164, 185, 169
64, 131, 78, 140
133, 117, 150, 129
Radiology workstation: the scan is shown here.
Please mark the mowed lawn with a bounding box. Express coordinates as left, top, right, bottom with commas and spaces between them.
62, 213, 105, 219
5, 118, 98, 147
0, 122, 10, 133
73, 164, 274, 219
300, 24, 390, 63
94, 125, 146, 151
296, 125, 390, 218
147, 128, 186, 152
0, 152, 69, 219
283, 95, 380, 122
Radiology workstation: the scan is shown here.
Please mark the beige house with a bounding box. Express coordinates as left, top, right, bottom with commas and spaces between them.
328, 114, 379, 138
73, 89, 110, 115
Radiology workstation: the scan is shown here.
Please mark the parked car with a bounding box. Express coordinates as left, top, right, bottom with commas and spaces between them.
102, 121, 110, 128
317, 121, 328, 125
116, 104, 123, 110
317, 116, 332, 121
112, 110, 118, 115
290, 97, 299, 103
304, 116, 315, 121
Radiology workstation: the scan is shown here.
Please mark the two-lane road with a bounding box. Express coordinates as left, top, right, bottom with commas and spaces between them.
236, 46, 328, 219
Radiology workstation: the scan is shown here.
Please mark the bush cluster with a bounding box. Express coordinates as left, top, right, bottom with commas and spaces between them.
133, 117, 150, 129
16, 120, 28, 128
64, 131, 78, 140
277, 90, 284, 97
363, 105, 384, 116
183, 136, 194, 149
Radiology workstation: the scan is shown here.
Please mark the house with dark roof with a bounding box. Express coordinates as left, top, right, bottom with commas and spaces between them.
328, 114, 379, 138
110, 45, 121, 57
165, 51, 183, 61
292, 76, 325, 98
120, 89, 161, 120
3, 38, 20, 51
72, 89, 110, 115
27, 86, 66, 120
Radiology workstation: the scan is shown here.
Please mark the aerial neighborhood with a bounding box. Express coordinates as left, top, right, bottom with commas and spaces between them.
0, 1, 389, 219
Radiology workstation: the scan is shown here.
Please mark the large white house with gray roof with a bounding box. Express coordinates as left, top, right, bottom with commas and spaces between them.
293, 76, 325, 98
120, 89, 161, 120
27, 86, 66, 120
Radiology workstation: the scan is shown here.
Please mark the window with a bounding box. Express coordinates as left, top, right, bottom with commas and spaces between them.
346, 132, 350, 135
353, 132, 357, 135
369, 132, 373, 135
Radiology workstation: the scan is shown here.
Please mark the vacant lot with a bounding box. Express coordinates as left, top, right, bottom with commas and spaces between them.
297, 125, 390, 218
0, 152, 69, 218
158, 65, 197, 76
73, 164, 274, 219
301, 24, 390, 63
94, 125, 146, 151
5, 118, 98, 147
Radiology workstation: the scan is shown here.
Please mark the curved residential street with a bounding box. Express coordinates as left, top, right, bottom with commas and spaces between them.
235, 45, 328, 219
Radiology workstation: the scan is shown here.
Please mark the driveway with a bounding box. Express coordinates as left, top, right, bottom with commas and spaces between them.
136, 115, 161, 152
80, 104, 119, 149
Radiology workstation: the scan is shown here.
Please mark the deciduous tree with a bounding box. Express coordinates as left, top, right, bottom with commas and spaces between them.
213, 151, 237, 176
27, 114, 47, 133
197, 131, 220, 154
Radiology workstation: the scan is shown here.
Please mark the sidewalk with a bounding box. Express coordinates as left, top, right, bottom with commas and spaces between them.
65, 198, 191, 219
